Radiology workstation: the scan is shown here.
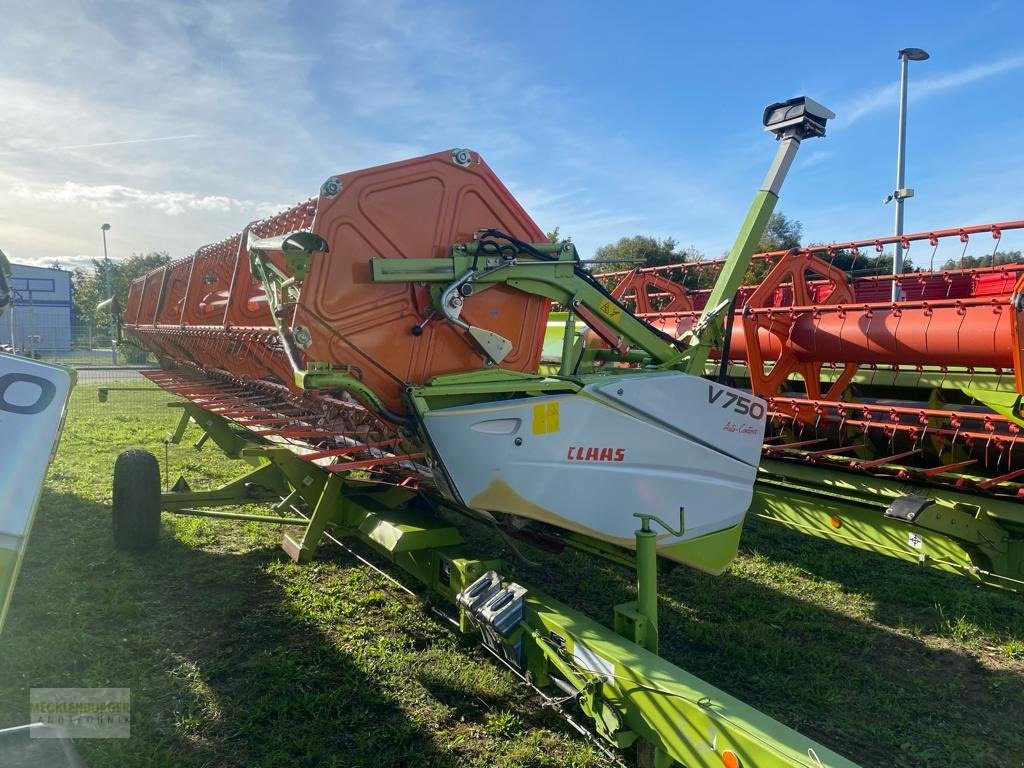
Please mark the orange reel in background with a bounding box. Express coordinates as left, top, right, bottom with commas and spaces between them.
741, 250, 858, 404
1012, 270, 1024, 396
610, 269, 694, 315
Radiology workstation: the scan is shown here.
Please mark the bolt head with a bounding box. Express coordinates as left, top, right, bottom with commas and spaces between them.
292, 326, 312, 348
321, 177, 343, 198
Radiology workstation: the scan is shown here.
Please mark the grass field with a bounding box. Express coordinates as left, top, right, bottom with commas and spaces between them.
1, 382, 1023, 767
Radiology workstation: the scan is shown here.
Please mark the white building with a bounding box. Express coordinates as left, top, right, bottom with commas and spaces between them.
1, 263, 73, 353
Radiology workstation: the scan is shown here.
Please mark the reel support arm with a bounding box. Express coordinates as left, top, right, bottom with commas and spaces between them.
370, 243, 682, 368
681, 97, 834, 375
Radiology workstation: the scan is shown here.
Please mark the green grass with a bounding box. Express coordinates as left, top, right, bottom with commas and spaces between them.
2, 382, 1023, 766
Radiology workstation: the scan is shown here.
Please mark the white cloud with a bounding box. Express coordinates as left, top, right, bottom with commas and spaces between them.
0, 0, 595, 264
798, 150, 835, 170
838, 53, 1024, 127
0, 135, 200, 157
0, 1, 357, 265
0, 0, 763, 266
10, 181, 279, 217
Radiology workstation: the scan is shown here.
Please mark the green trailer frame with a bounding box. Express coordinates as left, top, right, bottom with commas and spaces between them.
126, 398, 859, 768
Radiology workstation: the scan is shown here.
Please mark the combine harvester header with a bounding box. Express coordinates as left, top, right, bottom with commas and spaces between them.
123, 97, 833, 577
599, 220, 1024, 588
125, 147, 766, 568
105, 97, 878, 766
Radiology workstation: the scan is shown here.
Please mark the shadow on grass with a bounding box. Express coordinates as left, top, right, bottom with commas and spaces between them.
739, 516, 1024, 638
1, 490, 462, 768
10, 483, 1022, 768
479, 524, 1024, 768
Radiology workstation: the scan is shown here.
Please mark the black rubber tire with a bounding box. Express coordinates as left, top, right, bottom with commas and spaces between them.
112, 450, 161, 552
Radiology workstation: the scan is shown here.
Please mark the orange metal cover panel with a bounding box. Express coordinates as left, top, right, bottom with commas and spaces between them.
155, 259, 191, 325
125, 278, 144, 325
137, 269, 164, 326
295, 150, 550, 413
185, 236, 243, 326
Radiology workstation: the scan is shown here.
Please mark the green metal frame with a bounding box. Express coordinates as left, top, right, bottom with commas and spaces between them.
369, 240, 681, 371
680, 189, 779, 375
152, 403, 859, 767
753, 458, 1024, 590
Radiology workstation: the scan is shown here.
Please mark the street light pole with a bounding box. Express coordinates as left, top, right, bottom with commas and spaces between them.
101, 223, 116, 364
891, 47, 929, 302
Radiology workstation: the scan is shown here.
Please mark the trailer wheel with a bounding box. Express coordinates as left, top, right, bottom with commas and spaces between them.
112, 450, 161, 552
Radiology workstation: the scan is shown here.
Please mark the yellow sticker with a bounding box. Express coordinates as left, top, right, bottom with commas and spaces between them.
532, 401, 560, 434
598, 299, 622, 323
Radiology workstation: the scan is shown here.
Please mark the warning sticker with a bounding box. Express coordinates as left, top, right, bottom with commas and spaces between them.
532, 401, 560, 434
908, 532, 924, 549
598, 299, 622, 323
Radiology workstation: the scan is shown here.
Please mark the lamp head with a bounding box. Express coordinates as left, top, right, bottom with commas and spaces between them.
898, 48, 930, 61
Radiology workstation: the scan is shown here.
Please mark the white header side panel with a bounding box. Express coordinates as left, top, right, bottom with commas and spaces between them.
0, 353, 74, 631
423, 372, 763, 556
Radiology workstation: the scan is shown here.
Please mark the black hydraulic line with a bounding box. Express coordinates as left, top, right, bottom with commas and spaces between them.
480, 229, 684, 351
717, 295, 737, 384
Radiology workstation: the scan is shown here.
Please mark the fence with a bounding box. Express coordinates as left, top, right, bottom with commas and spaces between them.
46, 366, 206, 494
1, 310, 167, 418
1, 317, 155, 367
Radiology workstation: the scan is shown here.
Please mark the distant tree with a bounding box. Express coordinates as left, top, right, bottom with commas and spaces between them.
591, 235, 694, 273
48, 259, 63, 271
546, 226, 561, 243
591, 212, 804, 290
757, 212, 803, 252
939, 249, 1022, 271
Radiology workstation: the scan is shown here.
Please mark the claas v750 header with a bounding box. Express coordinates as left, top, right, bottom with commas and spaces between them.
91, 97, 871, 767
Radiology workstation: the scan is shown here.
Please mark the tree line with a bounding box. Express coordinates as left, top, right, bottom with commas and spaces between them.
576, 213, 1024, 290
62, 252, 171, 333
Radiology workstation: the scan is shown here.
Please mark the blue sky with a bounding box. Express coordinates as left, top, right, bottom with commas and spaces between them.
3, 0, 1024, 269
